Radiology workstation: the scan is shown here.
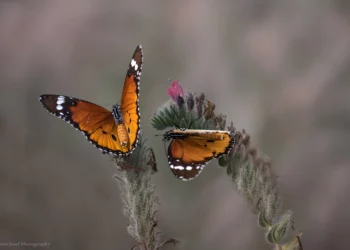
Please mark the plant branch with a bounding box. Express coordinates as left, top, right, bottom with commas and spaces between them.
152, 88, 303, 250
113, 136, 176, 250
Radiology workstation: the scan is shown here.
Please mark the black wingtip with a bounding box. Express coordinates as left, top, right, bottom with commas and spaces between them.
38, 94, 50, 102
38, 95, 45, 102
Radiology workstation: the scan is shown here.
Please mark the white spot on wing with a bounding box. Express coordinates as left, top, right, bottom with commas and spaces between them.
56, 105, 63, 110
174, 166, 184, 170
131, 59, 138, 70
186, 166, 192, 171
131, 59, 136, 66
57, 99, 65, 105
57, 96, 65, 102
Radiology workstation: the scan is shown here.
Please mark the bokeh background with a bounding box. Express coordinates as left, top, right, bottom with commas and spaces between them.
1, 0, 350, 249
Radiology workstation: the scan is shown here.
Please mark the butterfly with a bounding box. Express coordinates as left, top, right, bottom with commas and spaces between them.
39, 45, 143, 155
162, 129, 235, 180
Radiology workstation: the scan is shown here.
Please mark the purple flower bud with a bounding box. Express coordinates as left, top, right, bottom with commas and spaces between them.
186, 92, 195, 111
177, 95, 185, 109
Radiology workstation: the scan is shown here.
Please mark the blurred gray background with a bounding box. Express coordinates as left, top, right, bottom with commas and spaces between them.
1, 0, 350, 249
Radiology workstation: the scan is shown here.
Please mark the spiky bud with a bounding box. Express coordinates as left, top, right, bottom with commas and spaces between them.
186, 92, 195, 111
204, 100, 215, 120
177, 96, 185, 109
195, 93, 205, 117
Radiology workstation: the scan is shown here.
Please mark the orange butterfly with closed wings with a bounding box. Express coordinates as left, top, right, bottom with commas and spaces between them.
39, 45, 143, 155
163, 129, 235, 180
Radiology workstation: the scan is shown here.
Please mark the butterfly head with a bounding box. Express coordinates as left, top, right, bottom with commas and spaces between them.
162, 130, 172, 141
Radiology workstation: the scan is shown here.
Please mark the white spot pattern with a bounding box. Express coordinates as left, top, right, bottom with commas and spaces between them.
131, 59, 136, 66
174, 166, 184, 170
131, 59, 138, 70
57, 96, 65, 104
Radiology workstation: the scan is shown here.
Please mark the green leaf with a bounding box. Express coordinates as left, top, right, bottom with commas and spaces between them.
152, 99, 217, 131
266, 211, 293, 244
258, 211, 272, 228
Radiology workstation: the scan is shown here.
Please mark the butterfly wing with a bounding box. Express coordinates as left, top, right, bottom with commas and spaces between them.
39, 94, 130, 154
119, 45, 143, 151
167, 129, 235, 180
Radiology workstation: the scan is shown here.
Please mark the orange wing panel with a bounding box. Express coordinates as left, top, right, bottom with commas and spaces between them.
120, 45, 143, 150
39, 94, 128, 155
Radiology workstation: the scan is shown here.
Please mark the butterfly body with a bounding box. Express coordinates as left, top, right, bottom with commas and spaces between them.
111, 104, 129, 147
163, 129, 235, 180
39, 45, 143, 155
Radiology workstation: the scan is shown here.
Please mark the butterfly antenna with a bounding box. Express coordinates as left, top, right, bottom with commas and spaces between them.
162, 140, 167, 159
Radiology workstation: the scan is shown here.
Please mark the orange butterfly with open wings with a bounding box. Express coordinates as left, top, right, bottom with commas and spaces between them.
163, 129, 235, 180
39, 45, 143, 155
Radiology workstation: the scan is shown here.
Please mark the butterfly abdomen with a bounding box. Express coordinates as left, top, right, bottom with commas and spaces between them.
117, 124, 128, 147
